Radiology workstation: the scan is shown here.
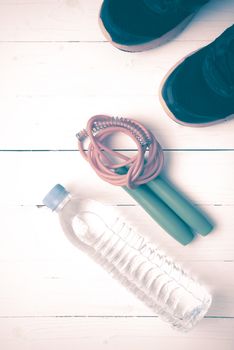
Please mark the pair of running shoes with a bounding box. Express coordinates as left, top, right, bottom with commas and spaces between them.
99, 0, 234, 126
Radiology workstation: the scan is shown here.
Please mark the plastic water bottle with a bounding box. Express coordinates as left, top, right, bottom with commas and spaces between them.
43, 184, 212, 331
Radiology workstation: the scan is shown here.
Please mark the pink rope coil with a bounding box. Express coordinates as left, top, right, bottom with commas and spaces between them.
77, 115, 164, 189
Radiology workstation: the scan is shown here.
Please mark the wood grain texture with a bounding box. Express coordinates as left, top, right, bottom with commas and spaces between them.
0, 0, 233, 41
0, 257, 233, 317
0, 151, 233, 205
0, 318, 234, 350
1, 205, 233, 262
0, 0, 234, 348
1, 40, 234, 150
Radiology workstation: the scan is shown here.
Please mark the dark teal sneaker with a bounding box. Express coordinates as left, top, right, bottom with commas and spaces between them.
99, 0, 210, 52
160, 25, 234, 126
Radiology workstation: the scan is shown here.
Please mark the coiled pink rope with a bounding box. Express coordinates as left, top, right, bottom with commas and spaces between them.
77, 115, 164, 189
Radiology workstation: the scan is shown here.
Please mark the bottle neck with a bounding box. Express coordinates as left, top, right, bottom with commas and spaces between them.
55, 193, 72, 212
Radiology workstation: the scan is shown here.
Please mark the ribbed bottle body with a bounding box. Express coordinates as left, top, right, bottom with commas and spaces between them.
58, 196, 211, 331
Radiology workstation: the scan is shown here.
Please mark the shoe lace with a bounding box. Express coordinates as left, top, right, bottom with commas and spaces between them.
143, 0, 205, 13
203, 38, 234, 98
143, 0, 183, 13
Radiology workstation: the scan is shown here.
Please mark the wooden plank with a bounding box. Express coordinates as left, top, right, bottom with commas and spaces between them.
1, 95, 234, 150
1, 38, 234, 150
0, 0, 233, 41
0, 206, 233, 317
1, 205, 233, 262
0, 259, 233, 317
0, 317, 234, 350
0, 151, 233, 205
0, 42, 219, 99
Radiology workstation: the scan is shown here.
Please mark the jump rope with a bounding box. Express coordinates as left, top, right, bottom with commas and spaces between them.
77, 115, 213, 245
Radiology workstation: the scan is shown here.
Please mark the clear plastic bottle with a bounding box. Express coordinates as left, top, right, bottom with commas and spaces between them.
43, 184, 212, 331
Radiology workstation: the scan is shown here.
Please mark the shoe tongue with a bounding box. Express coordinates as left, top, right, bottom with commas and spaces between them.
203, 34, 234, 98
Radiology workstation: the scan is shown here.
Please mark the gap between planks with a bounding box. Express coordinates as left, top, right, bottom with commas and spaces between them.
0, 149, 234, 152
0, 315, 233, 319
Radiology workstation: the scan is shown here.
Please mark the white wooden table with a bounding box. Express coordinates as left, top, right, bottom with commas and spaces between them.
0, 1, 234, 349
